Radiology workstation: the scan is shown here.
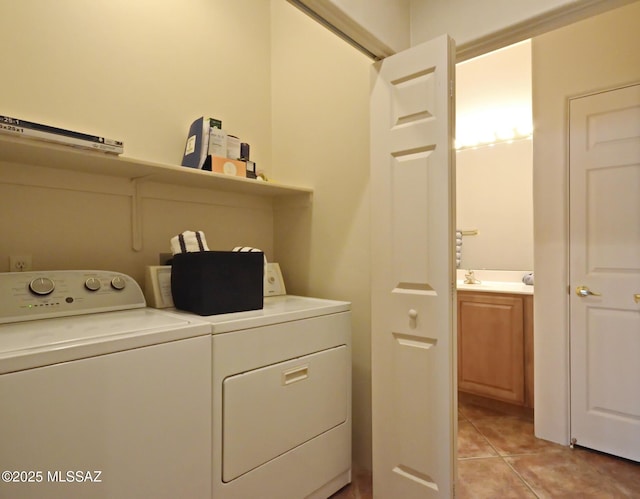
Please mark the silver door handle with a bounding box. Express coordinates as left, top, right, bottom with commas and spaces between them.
576, 286, 601, 297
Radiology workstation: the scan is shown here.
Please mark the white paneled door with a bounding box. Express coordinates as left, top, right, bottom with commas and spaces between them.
371, 35, 456, 497
569, 83, 640, 462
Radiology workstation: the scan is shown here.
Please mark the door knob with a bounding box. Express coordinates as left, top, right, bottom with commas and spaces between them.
634, 294, 640, 304
576, 286, 601, 297
408, 309, 418, 319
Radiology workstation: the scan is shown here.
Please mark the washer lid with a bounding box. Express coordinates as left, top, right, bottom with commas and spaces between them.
174, 295, 350, 333
0, 308, 210, 374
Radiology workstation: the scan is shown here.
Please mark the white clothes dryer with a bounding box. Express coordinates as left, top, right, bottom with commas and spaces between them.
0, 270, 212, 499
172, 294, 352, 499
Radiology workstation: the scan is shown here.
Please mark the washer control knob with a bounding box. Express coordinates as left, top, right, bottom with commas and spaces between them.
85, 277, 101, 292
29, 277, 55, 296
111, 276, 126, 290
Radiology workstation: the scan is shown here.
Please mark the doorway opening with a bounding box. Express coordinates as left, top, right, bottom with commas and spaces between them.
455, 38, 534, 415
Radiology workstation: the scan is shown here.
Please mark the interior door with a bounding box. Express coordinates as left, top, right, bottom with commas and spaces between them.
371, 35, 456, 497
569, 83, 640, 462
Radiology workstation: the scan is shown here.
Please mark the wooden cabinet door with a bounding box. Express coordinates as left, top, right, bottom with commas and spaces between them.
457, 292, 525, 405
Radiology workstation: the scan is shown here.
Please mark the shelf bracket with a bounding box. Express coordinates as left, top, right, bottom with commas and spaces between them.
131, 178, 145, 252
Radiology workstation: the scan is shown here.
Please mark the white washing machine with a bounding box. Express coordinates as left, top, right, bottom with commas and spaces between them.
171, 294, 352, 499
0, 270, 213, 499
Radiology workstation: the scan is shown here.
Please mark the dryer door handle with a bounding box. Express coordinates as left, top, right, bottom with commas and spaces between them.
282, 365, 309, 385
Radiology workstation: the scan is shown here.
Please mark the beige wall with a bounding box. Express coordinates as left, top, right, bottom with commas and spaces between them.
456, 140, 533, 270
0, 0, 273, 168
456, 41, 533, 271
0, 0, 275, 282
270, 0, 372, 469
532, 0, 640, 444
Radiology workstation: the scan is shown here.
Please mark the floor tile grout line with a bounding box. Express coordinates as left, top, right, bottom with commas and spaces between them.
467, 413, 560, 459
467, 417, 502, 457
464, 405, 549, 498
464, 411, 551, 496
475, 416, 538, 494
458, 455, 504, 462
502, 455, 542, 498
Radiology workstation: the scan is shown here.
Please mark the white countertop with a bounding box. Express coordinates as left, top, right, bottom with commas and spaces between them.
456, 269, 534, 295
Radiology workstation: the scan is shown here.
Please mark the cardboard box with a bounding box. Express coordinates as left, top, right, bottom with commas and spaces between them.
210, 155, 246, 177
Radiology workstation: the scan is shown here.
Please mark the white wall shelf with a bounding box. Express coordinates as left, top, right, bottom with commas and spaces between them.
0, 135, 313, 198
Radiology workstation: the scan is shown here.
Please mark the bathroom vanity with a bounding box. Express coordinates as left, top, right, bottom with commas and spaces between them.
456, 271, 534, 408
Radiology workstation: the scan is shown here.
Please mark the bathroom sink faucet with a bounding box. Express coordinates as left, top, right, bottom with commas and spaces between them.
464, 270, 481, 284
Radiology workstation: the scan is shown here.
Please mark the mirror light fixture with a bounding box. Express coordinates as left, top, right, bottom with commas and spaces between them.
456, 107, 533, 150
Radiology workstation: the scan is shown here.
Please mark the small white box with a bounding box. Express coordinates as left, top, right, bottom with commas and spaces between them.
208, 127, 227, 157
226, 134, 241, 160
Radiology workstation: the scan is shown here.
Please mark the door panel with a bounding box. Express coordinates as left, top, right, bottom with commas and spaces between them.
569, 83, 640, 462
587, 165, 640, 270
392, 152, 432, 285
371, 35, 456, 497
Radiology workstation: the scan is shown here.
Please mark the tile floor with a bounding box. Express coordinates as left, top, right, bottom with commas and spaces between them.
457, 396, 640, 498
331, 396, 640, 498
